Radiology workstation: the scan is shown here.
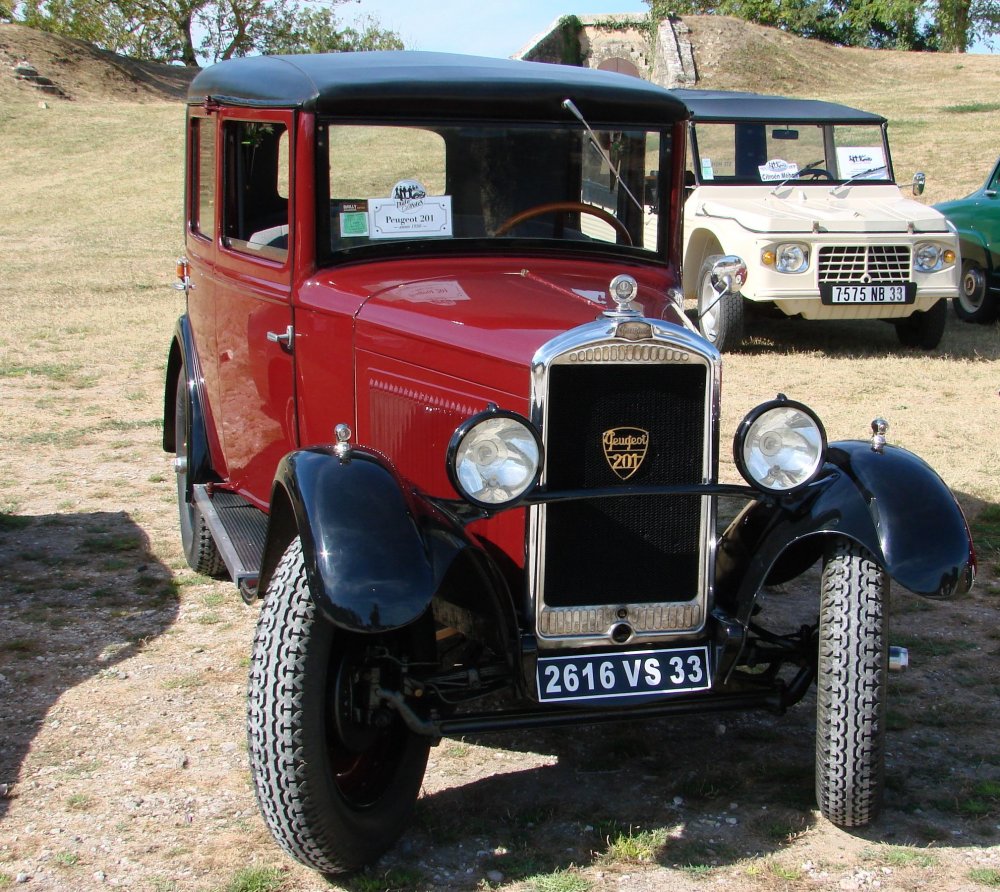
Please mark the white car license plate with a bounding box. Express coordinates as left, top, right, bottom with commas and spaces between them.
536, 646, 711, 704
822, 283, 915, 304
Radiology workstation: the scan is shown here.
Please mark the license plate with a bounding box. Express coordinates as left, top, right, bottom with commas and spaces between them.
820, 282, 916, 304
536, 646, 711, 704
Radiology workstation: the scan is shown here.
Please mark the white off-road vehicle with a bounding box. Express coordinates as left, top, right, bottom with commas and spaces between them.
675, 89, 959, 351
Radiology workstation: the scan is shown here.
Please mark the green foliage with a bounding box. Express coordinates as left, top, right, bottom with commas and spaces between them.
524, 869, 591, 892
259, 7, 403, 55
217, 866, 284, 892
969, 867, 1000, 887
944, 101, 1000, 113
556, 15, 584, 66
9, 0, 402, 64
643, 0, 998, 50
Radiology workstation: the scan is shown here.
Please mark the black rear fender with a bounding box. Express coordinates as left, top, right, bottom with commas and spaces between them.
163, 317, 215, 490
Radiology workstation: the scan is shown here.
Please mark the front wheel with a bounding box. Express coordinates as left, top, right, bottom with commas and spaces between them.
954, 260, 997, 324
248, 538, 431, 875
815, 537, 888, 828
895, 299, 946, 349
696, 264, 744, 351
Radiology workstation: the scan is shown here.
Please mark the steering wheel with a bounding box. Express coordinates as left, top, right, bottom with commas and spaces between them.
495, 201, 633, 245
799, 162, 834, 180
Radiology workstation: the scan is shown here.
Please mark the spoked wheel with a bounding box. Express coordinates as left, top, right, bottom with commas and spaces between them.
895, 299, 946, 349
815, 537, 888, 828
174, 369, 224, 576
954, 259, 997, 324
697, 263, 744, 351
248, 538, 432, 875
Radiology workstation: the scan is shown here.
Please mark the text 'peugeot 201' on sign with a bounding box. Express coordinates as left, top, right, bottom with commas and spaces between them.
163, 51, 975, 877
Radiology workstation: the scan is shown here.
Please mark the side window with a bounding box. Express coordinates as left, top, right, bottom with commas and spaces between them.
191, 117, 216, 239
989, 162, 1000, 193
223, 120, 289, 263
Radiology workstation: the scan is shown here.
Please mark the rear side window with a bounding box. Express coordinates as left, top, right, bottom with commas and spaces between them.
222, 121, 290, 263
191, 117, 215, 239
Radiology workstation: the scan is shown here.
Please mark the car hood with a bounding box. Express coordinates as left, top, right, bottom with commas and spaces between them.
305, 256, 684, 398
689, 184, 951, 235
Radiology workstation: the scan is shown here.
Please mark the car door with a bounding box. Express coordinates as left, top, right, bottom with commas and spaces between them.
212, 109, 298, 506
981, 159, 1000, 276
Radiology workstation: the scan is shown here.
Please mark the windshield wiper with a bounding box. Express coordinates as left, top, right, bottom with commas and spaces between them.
769, 159, 824, 194
830, 165, 886, 195
562, 98, 645, 217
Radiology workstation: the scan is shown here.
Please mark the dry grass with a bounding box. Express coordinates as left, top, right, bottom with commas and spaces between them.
0, 29, 999, 892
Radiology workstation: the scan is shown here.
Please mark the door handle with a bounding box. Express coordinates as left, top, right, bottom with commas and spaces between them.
266, 325, 294, 352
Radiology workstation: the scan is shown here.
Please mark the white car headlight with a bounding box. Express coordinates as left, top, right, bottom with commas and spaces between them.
448, 408, 542, 508
775, 243, 809, 273
734, 396, 827, 493
914, 242, 956, 272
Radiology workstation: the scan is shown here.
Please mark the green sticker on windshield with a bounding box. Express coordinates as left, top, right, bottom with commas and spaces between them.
341, 211, 369, 237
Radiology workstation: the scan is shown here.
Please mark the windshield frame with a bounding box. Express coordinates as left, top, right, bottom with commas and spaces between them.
688, 119, 894, 187
314, 117, 676, 269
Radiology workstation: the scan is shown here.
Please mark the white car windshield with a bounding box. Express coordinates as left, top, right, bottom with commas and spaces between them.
689, 121, 892, 186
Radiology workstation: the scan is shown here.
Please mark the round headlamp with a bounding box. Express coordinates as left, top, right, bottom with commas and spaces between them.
775, 243, 809, 273
734, 397, 827, 493
447, 408, 542, 508
914, 242, 947, 272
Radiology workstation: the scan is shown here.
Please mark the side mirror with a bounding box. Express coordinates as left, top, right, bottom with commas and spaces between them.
912, 172, 926, 196
710, 255, 748, 296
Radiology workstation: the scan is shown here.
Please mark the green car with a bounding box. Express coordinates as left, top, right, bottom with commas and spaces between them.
935, 158, 1000, 323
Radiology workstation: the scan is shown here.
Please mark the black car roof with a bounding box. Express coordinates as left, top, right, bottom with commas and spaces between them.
671, 88, 885, 125
187, 51, 688, 125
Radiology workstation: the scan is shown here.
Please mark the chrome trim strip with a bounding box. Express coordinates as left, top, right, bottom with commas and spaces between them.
527, 316, 721, 650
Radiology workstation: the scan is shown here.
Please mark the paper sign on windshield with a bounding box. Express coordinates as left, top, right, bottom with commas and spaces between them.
836, 147, 887, 179
758, 159, 799, 182
369, 179, 453, 239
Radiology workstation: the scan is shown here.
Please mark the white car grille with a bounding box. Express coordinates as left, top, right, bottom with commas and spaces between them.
818, 245, 910, 283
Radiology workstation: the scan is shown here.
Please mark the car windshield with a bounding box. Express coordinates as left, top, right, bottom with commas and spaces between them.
688, 121, 892, 186
317, 121, 671, 264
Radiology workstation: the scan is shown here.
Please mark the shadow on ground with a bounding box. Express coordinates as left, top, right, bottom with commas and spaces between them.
734, 305, 1000, 360
0, 510, 178, 821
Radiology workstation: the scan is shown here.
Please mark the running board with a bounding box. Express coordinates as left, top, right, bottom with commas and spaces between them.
193, 485, 267, 597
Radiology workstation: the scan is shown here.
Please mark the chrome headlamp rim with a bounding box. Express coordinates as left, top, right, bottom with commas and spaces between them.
446, 406, 543, 510
914, 241, 947, 272
775, 242, 810, 273
733, 396, 828, 494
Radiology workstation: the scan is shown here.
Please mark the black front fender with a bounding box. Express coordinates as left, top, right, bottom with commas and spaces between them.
717, 440, 975, 621
263, 446, 487, 633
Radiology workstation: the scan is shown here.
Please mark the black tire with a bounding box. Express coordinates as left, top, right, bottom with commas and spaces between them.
895, 298, 946, 349
247, 538, 431, 875
815, 537, 888, 828
697, 264, 744, 351
174, 369, 225, 577
953, 259, 998, 324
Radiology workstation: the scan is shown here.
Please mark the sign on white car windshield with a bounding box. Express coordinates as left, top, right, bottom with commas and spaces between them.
836, 147, 887, 179
758, 159, 799, 182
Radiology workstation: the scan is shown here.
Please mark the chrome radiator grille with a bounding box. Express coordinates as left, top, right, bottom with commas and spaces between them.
818, 245, 910, 283
536, 359, 709, 639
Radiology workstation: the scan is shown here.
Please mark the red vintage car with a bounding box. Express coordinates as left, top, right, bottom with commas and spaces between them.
163, 51, 975, 875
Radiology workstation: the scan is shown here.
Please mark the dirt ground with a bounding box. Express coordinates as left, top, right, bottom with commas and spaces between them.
1, 19, 999, 892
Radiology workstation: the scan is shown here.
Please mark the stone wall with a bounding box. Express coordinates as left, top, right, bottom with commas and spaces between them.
516, 13, 697, 88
